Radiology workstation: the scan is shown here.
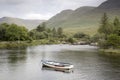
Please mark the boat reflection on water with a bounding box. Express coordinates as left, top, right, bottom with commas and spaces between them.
41, 66, 74, 73
41, 60, 74, 73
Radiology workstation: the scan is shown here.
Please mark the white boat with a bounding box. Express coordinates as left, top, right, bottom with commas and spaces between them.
41, 60, 74, 71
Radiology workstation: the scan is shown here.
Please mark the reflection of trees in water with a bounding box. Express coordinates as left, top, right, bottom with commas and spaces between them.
41, 46, 46, 60
97, 53, 120, 80
8, 49, 27, 64
27, 46, 47, 60
99, 53, 120, 68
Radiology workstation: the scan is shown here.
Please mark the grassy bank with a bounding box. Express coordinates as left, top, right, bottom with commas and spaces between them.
0, 39, 61, 49
64, 26, 98, 36
99, 49, 120, 55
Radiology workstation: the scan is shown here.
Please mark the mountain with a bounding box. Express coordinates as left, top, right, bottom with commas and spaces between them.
97, 0, 120, 9
47, 6, 95, 28
46, 0, 120, 35
0, 17, 46, 30
47, 9, 73, 28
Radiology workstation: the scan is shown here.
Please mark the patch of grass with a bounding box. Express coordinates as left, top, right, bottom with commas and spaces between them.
0, 41, 29, 49
0, 39, 61, 49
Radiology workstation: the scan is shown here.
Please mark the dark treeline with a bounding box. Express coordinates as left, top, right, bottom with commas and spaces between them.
92, 13, 120, 49
0, 23, 29, 41
29, 22, 66, 40
0, 22, 90, 44
0, 22, 66, 42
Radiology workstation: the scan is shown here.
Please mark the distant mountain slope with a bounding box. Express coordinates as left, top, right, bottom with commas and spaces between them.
0, 17, 46, 30
47, 6, 95, 28
46, 0, 120, 35
97, 0, 120, 9
47, 9, 73, 28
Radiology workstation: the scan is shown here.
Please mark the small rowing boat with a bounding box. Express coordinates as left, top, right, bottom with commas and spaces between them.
41, 60, 74, 71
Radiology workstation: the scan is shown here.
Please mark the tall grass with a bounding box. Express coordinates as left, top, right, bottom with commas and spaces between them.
0, 39, 61, 49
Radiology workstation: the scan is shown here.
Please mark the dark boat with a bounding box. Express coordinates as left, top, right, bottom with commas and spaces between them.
41, 60, 74, 71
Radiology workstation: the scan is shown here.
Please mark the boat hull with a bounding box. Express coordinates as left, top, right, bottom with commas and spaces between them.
41, 60, 74, 72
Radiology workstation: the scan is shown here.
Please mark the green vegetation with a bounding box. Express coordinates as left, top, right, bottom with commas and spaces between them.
98, 13, 120, 49
0, 40, 60, 49
0, 23, 29, 41
0, 22, 76, 48
92, 13, 120, 54
66, 37, 76, 44
99, 49, 120, 55
1, 13, 119, 51
29, 22, 66, 40
0, 17, 45, 30
0, 21, 92, 48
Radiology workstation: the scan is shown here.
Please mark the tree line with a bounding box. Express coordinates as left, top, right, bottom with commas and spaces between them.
3, 13, 118, 47
0, 22, 90, 44
29, 22, 66, 40
0, 23, 29, 41
92, 13, 120, 49
0, 22, 67, 42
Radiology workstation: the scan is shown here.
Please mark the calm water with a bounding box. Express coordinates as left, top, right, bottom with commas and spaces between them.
0, 45, 120, 80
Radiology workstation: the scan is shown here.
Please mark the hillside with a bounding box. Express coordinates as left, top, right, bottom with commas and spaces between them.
0, 17, 45, 30
46, 0, 120, 35
47, 6, 95, 28
47, 9, 73, 28
97, 0, 120, 9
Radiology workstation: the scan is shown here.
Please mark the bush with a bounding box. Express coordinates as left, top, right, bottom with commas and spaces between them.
67, 37, 75, 44
107, 34, 120, 48
74, 32, 87, 38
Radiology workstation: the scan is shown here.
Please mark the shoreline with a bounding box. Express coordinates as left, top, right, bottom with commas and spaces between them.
0, 40, 60, 49
99, 49, 120, 55
0, 40, 97, 49
0, 41, 119, 55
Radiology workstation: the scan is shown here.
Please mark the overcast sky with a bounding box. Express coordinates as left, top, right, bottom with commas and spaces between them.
0, 0, 106, 20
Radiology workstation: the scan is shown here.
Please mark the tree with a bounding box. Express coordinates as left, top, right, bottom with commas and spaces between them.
36, 22, 46, 32
91, 33, 105, 43
5, 24, 29, 41
52, 28, 57, 37
113, 17, 120, 36
29, 29, 37, 40
19, 26, 29, 40
46, 28, 51, 33
67, 37, 75, 44
57, 27, 63, 38
97, 15, 120, 49
35, 32, 46, 39
107, 34, 120, 48
114, 17, 120, 26
74, 32, 87, 38
0, 23, 9, 40
98, 13, 114, 38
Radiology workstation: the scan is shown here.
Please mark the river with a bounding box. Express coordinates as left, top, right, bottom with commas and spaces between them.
0, 45, 120, 80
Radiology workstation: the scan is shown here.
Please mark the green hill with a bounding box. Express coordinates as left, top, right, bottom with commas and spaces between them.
0, 17, 46, 30
46, 0, 120, 35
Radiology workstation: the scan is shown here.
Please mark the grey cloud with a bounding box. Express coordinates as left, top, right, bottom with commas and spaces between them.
0, 0, 106, 19
0, 0, 26, 5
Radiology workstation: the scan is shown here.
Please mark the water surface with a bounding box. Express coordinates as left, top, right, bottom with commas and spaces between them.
0, 45, 120, 80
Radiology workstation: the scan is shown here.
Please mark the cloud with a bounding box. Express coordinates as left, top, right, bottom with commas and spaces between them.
23, 13, 53, 20
0, 0, 26, 5
0, 0, 106, 19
